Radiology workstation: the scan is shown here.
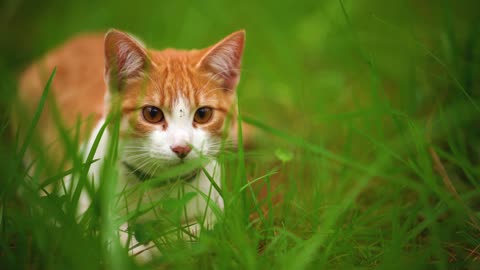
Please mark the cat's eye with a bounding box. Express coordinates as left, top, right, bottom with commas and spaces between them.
194, 107, 213, 124
142, 106, 164, 123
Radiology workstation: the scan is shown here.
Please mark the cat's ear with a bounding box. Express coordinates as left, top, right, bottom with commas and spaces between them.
196, 30, 245, 91
104, 29, 150, 91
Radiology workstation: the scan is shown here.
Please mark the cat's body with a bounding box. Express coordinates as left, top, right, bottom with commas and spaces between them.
17, 30, 246, 257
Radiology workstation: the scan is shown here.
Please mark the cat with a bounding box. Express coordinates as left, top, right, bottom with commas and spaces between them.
16, 29, 246, 258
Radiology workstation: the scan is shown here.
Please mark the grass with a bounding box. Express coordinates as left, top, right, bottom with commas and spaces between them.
1, 0, 480, 269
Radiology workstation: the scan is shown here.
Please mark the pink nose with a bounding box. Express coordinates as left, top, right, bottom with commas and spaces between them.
170, 145, 192, 159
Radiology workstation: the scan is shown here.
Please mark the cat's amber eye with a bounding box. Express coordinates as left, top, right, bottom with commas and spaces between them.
194, 107, 213, 124
142, 106, 164, 123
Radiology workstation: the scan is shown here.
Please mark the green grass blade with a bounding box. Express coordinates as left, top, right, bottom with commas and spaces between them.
17, 68, 56, 160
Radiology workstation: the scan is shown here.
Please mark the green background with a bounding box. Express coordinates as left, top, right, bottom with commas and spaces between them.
1, 0, 480, 269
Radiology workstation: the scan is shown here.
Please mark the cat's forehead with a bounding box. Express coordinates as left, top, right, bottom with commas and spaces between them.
123, 50, 233, 111
147, 65, 209, 107
150, 49, 206, 85
150, 49, 203, 68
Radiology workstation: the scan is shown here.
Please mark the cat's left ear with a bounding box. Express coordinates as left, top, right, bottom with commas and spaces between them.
104, 29, 150, 91
196, 30, 245, 91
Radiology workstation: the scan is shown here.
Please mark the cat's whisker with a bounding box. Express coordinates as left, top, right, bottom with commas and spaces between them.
128, 159, 157, 177
122, 149, 150, 154
147, 161, 162, 179
129, 158, 151, 170
147, 163, 159, 179
124, 156, 150, 165
122, 150, 150, 156
125, 155, 173, 165
123, 152, 151, 157
205, 143, 236, 150
123, 145, 151, 149
124, 149, 148, 153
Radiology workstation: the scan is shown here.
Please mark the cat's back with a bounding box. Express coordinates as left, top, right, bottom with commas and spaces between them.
18, 33, 106, 148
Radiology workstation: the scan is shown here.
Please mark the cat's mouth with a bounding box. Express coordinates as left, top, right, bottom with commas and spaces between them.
122, 161, 200, 186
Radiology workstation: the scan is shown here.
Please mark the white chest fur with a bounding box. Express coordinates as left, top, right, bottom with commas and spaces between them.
82, 118, 224, 233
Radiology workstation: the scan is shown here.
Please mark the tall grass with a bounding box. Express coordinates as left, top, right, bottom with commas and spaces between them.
1, 0, 480, 269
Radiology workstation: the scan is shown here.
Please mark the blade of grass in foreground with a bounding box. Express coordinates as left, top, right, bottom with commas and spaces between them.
236, 97, 248, 220
71, 117, 111, 213
17, 68, 56, 160
99, 107, 133, 269
39, 159, 100, 189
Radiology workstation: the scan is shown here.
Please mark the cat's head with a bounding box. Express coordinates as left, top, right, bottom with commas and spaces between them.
103, 29, 245, 175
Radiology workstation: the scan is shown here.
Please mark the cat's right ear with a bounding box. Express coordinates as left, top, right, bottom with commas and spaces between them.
104, 29, 149, 91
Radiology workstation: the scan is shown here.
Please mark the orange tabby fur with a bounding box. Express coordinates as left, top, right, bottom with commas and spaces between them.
17, 30, 283, 260
18, 34, 105, 164
17, 30, 249, 165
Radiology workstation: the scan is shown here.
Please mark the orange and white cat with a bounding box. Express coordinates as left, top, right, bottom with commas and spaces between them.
17, 29, 246, 257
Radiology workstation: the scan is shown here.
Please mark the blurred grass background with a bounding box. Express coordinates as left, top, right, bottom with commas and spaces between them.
1, 0, 480, 269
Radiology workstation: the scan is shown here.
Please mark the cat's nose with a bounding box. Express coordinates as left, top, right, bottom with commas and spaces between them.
170, 145, 192, 159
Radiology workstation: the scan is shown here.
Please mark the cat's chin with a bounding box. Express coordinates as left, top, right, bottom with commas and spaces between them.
122, 159, 203, 184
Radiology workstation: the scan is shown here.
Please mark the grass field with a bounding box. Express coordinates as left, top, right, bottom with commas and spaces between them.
1, 0, 480, 269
